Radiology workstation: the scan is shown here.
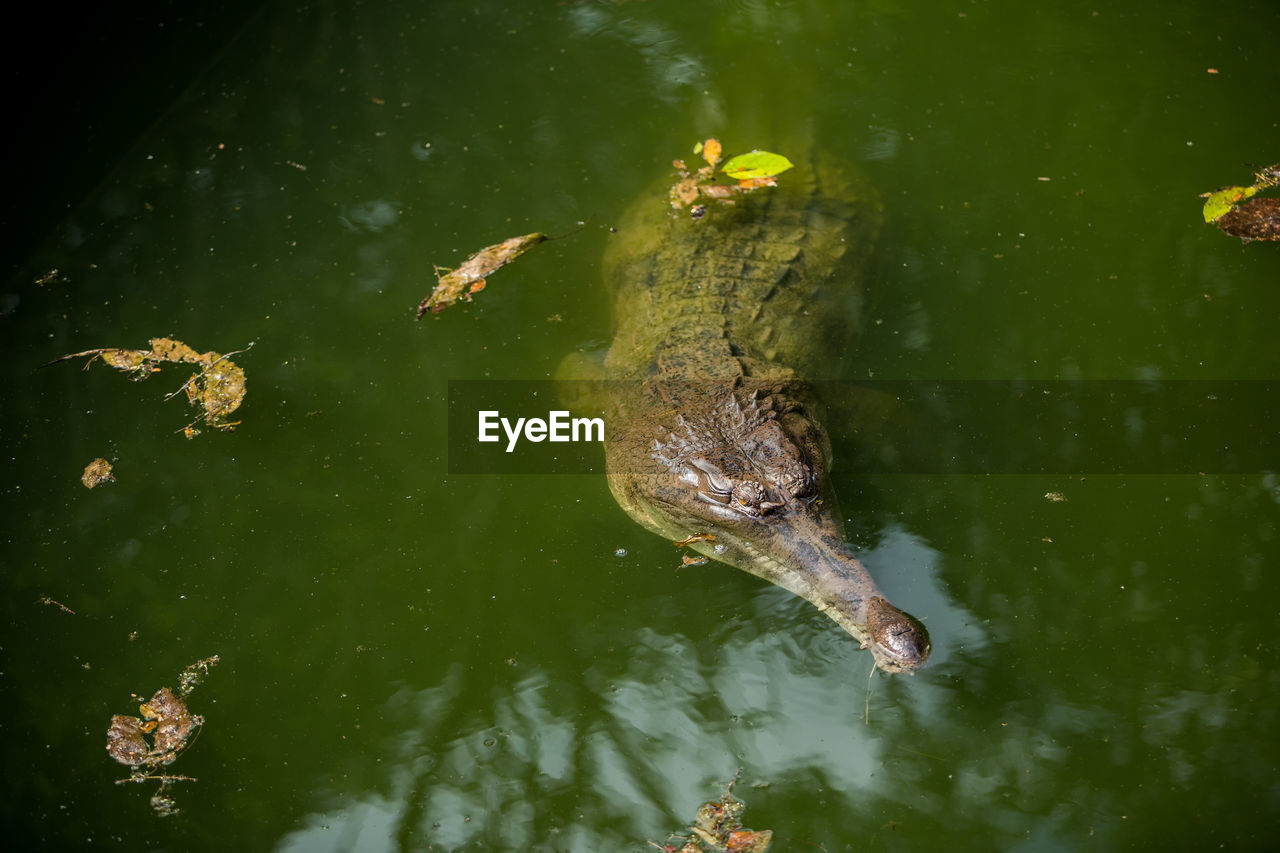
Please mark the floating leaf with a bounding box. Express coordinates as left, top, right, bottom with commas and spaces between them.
417, 232, 549, 317
1216, 197, 1280, 242
720, 150, 794, 181
81, 458, 115, 488
1200, 163, 1280, 234
1201, 185, 1257, 222
107, 715, 150, 767
701, 138, 722, 168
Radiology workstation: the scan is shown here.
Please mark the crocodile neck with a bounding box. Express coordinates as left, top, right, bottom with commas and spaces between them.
603, 150, 879, 384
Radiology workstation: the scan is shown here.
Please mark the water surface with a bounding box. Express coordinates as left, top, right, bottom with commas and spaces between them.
3, 1, 1279, 850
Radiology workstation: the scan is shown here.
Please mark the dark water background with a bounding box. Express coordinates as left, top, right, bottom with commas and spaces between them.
3, 1, 1279, 849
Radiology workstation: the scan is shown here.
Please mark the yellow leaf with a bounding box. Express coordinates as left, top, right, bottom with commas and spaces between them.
721, 150, 794, 180
1201, 185, 1257, 222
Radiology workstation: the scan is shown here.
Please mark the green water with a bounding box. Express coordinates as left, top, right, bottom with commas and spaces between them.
3, 1, 1279, 850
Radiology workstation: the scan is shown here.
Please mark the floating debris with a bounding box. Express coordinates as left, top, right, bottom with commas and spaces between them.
1200, 163, 1280, 242
681, 554, 711, 568
652, 773, 773, 853
36, 594, 76, 614
416, 220, 592, 317
106, 655, 219, 816
34, 268, 68, 287
46, 338, 250, 437
1044, 491, 1067, 503
81, 457, 115, 488
669, 138, 794, 216
416, 232, 548, 317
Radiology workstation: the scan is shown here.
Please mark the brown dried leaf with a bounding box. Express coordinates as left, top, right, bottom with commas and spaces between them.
153, 713, 198, 759
673, 533, 716, 547
141, 687, 186, 721
1216, 197, 1280, 242
107, 715, 150, 767
106, 658, 217, 816
81, 458, 115, 488
417, 232, 548, 317
670, 176, 701, 209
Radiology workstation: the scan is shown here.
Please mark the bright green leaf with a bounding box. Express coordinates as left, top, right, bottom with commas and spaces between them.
1202, 185, 1257, 222
720, 150, 794, 181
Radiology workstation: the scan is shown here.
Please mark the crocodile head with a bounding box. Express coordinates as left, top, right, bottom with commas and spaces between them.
608, 383, 931, 673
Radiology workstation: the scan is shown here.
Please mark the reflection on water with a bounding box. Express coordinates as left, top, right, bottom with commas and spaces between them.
276, 525, 981, 850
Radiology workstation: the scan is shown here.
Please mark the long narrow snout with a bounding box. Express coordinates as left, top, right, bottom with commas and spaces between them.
733, 509, 931, 673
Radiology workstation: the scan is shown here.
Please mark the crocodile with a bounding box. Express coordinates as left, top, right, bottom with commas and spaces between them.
599, 149, 930, 673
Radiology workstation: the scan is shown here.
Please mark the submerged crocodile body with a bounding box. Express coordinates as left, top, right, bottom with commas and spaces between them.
601, 150, 930, 673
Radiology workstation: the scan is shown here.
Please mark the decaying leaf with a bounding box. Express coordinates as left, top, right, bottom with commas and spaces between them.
669, 139, 792, 217
416, 232, 548, 317
653, 773, 773, 853
107, 715, 150, 767
1216, 197, 1280, 242
106, 655, 219, 816
82, 457, 115, 488
47, 339, 250, 438
681, 554, 710, 568
673, 533, 716, 547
